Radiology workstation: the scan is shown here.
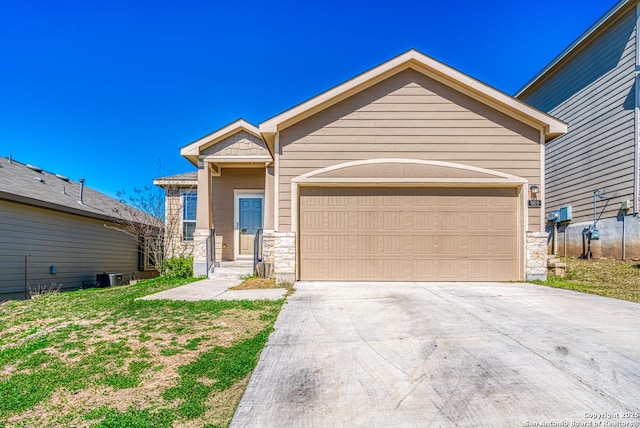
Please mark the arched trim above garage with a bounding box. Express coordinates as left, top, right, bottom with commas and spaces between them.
292, 158, 528, 186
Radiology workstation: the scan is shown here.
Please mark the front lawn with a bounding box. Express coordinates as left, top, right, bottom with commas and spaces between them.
0, 277, 284, 427
539, 258, 640, 303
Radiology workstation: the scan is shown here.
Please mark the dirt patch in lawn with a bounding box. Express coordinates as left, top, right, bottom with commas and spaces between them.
231, 277, 279, 290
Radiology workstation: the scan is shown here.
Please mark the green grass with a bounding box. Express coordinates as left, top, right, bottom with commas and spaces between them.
0, 276, 284, 427
536, 258, 640, 303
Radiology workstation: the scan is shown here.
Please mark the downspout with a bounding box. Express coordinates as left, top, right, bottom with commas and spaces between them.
635, 4, 640, 214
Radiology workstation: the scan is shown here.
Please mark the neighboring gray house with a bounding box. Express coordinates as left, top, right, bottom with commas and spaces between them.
0, 156, 156, 300
517, 0, 640, 259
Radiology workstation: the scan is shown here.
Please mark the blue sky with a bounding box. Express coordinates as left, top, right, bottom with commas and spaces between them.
1, 0, 616, 198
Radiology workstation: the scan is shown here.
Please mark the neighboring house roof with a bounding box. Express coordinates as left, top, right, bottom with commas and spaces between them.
259, 49, 567, 150
515, 0, 634, 97
0, 156, 152, 223
180, 119, 270, 166
153, 171, 197, 186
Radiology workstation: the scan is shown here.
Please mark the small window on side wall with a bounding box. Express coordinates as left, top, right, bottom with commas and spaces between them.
182, 191, 197, 241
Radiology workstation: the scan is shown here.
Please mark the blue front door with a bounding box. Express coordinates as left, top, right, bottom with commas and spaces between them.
239, 198, 263, 255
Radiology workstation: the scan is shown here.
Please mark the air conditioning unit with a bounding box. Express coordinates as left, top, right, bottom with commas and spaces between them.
96, 273, 124, 287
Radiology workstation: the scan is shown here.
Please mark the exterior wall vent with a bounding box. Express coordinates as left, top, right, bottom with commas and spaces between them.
55, 174, 70, 182
26, 164, 43, 172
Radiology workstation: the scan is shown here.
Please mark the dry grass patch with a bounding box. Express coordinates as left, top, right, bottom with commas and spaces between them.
232, 276, 296, 298
0, 277, 284, 427
542, 258, 640, 303
231, 277, 278, 290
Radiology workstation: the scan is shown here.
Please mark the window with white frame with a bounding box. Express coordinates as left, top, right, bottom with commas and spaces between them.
182, 191, 197, 241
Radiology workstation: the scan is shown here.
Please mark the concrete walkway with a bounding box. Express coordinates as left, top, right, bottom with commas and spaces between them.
139, 278, 287, 301
232, 281, 640, 427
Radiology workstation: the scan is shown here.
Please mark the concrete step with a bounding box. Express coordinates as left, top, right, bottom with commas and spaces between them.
218, 261, 253, 268
209, 260, 254, 280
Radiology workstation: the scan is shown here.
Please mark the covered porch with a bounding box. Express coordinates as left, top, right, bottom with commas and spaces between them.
180, 119, 274, 277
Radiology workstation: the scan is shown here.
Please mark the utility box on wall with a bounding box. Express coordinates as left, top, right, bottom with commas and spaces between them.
557, 206, 572, 223
547, 206, 572, 224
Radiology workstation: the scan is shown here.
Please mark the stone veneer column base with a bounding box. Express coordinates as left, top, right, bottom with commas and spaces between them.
192, 230, 209, 278
526, 231, 548, 281
262, 231, 296, 284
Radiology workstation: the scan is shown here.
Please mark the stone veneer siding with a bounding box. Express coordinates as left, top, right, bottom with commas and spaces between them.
263, 231, 296, 284
192, 231, 208, 277
526, 231, 547, 281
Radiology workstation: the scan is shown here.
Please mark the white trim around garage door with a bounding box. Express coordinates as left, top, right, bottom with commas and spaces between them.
290, 158, 529, 280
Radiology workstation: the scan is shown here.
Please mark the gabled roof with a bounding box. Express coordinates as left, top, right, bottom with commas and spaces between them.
259, 49, 567, 147
180, 119, 266, 166
516, 0, 634, 98
0, 156, 153, 224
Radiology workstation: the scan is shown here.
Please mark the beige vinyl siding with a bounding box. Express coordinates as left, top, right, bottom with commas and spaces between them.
519, 8, 637, 222
211, 168, 264, 260
0, 200, 144, 299
279, 69, 542, 231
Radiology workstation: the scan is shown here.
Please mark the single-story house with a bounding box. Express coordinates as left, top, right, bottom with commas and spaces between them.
0, 156, 157, 300
516, 0, 640, 259
159, 49, 567, 283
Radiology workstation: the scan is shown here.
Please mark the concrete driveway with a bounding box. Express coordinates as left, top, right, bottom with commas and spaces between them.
231, 281, 640, 427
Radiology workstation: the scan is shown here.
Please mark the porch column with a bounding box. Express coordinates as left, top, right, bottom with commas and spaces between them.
193, 161, 212, 277
263, 165, 275, 230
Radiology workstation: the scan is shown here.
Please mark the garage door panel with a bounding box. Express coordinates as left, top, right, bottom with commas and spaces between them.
492, 212, 516, 230
468, 259, 490, 280
357, 235, 378, 255
382, 235, 406, 255
300, 235, 325, 254
491, 235, 517, 255
327, 211, 349, 229
328, 235, 350, 255
439, 235, 465, 255
412, 235, 436, 255
299, 187, 519, 281
438, 212, 461, 230
383, 211, 404, 230
468, 236, 489, 256
356, 212, 379, 230
412, 211, 436, 229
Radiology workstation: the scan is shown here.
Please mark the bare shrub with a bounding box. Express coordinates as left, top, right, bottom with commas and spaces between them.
28, 282, 62, 299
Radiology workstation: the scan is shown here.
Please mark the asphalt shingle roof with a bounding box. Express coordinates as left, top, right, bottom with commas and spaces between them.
154, 171, 197, 182
0, 156, 149, 223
